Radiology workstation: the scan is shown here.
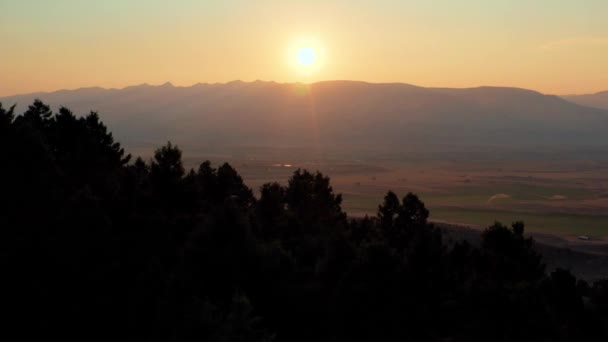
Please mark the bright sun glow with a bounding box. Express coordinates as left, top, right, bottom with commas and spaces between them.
289, 39, 324, 76
297, 47, 317, 66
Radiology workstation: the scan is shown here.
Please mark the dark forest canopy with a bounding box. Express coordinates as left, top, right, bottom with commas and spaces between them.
2, 100, 608, 341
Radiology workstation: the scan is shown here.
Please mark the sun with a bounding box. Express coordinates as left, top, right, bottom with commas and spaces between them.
289, 39, 324, 75
296, 47, 317, 67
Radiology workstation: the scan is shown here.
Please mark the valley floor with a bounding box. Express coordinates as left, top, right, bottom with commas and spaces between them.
133, 145, 608, 240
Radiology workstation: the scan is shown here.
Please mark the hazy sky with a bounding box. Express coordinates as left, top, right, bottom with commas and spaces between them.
1, 0, 607, 96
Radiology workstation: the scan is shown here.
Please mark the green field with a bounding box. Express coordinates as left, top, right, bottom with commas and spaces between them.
340, 192, 608, 238
429, 207, 608, 237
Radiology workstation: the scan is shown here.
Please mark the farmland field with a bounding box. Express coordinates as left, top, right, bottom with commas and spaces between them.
132, 145, 608, 239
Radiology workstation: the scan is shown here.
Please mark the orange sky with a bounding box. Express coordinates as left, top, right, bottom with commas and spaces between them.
1, 1, 607, 96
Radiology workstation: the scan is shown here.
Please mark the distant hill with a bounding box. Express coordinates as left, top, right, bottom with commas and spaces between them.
563, 91, 608, 110
3, 81, 608, 152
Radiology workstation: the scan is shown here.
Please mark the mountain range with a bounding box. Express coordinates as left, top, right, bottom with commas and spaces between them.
2, 81, 608, 153
563, 91, 608, 111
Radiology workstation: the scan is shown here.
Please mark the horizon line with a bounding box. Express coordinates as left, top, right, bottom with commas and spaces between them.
1, 79, 606, 98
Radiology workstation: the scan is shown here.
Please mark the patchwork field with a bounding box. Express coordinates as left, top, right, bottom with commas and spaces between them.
132, 145, 608, 240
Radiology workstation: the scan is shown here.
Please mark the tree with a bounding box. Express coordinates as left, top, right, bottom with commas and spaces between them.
348, 215, 377, 245
255, 182, 286, 240
18, 99, 52, 130
378, 191, 439, 255
285, 169, 346, 235
479, 221, 545, 283
151, 141, 185, 184
397, 192, 429, 227
3, 101, 608, 342
149, 142, 185, 208
0, 102, 15, 130
216, 162, 255, 208
378, 191, 399, 234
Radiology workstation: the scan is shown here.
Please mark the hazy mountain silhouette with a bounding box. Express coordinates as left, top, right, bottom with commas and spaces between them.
563, 91, 608, 110
3, 81, 608, 150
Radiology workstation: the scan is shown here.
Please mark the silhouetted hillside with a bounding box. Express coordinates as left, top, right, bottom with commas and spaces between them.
3, 81, 608, 150
2, 101, 608, 341
564, 91, 608, 110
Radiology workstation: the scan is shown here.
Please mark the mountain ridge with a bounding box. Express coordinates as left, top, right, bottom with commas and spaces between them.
563, 91, 608, 110
2, 80, 559, 98
2, 81, 608, 153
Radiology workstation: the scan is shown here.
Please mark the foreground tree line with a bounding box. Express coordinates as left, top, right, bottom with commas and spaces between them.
1, 100, 608, 341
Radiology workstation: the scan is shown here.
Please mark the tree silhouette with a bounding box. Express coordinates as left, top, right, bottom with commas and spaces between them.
0, 102, 15, 130
378, 191, 399, 234
151, 141, 185, 186
255, 182, 286, 240
2, 100, 608, 341
18, 99, 53, 131
285, 169, 346, 235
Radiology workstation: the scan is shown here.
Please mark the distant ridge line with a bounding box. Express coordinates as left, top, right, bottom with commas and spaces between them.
3, 80, 590, 99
